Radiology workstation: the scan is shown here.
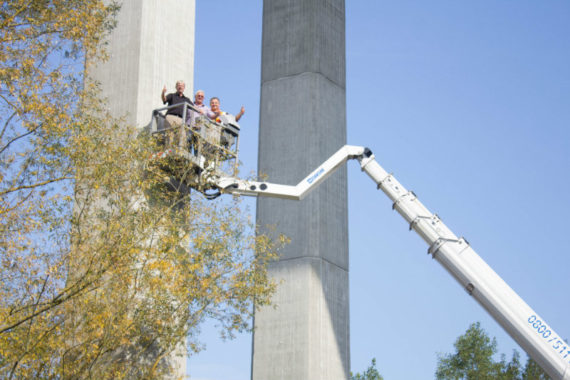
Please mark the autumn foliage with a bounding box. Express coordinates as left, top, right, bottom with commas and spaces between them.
0, 1, 282, 378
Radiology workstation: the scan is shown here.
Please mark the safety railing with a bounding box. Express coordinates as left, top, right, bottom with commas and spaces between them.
148, 102, 240, 179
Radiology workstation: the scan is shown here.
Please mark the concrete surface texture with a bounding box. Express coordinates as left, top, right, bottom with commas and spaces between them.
253, 1, 349, 379
88, 0, 195, 378
90, 0, 195, 128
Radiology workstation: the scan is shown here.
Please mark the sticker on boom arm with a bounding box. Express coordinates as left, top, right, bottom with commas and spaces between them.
307, 168, 325, 184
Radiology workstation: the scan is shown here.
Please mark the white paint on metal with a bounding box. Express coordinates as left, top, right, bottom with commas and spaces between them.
216, 144, 570, 380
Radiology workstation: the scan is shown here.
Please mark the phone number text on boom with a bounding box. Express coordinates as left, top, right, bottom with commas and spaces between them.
528, 315, 570, 363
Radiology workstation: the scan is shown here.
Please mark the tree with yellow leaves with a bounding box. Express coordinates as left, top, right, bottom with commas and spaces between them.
0, 1, 283, 378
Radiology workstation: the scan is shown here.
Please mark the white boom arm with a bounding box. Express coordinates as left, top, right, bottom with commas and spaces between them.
216, 145, 365, 200
214, 145, 570, 380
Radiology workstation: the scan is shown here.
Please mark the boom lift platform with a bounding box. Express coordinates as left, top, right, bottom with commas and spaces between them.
146, 108, 570, 380
146, 102, 240, 198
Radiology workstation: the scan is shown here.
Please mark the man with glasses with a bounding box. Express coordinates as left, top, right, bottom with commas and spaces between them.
187, 90, 213, 155
190, 90, 212, 122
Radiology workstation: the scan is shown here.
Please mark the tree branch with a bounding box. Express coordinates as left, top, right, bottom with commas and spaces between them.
0, 123, 40, 156
0, 176, 72, 197
0, 110, 18, 141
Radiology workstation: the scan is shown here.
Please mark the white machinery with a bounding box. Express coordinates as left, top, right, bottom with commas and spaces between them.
216, 145, 569, 380
147, 110, 569, 379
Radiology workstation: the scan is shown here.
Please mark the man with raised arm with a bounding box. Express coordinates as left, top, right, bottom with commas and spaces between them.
208, 97, 245, 122
161, 80, 193, 148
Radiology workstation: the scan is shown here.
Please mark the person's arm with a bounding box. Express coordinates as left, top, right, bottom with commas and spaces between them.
161, 85, 167, 104
235, 106, 245, 122
206, 109, 218, 120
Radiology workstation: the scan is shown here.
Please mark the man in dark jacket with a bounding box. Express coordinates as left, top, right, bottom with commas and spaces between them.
161, 80, 193, 149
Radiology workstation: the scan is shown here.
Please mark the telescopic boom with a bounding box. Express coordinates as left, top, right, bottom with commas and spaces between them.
214, 145, 570, 380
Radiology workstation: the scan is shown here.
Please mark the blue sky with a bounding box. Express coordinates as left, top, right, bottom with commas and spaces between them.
189, 1, 570, 379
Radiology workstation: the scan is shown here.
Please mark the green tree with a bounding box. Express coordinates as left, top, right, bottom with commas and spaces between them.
351, 358, 384, 380
436, 322, 556, 380
522, 357, 551, 380
499, 350, 522, 380
436, 322, 515, 380
0, 1, 284, 378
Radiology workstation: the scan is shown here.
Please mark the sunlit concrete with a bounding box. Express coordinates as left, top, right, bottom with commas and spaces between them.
89, 0, 195, 378
253, 1, 349, 379
90, 0, 195, 128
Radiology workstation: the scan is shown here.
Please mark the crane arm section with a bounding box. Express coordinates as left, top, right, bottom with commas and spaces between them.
212, 144, 569, 380
216, 145, 365, 200
358, 151, 570, 380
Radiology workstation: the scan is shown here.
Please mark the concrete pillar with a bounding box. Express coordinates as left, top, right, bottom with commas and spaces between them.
253, 1, 349, 379
89, 0, 195, 378
90, 0, 195, 128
